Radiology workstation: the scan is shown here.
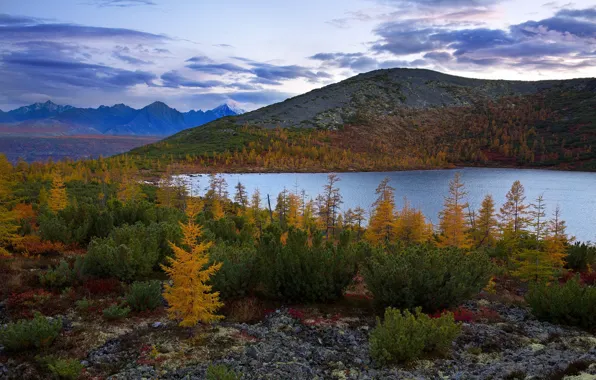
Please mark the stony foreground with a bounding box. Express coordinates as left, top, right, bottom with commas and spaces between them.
2, 299, 596, 379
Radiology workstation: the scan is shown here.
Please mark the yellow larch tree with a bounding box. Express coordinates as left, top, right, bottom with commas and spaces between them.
437, 172, 472, 248
117, 166, 144, 203
48, 171, 68, 212
365, 177, 397, 245
161, 197, 223, 327
394, 199, 433, 245
473, 194, 498, 247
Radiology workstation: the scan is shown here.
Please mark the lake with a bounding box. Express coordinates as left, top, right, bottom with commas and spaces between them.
179, 168, 596, 242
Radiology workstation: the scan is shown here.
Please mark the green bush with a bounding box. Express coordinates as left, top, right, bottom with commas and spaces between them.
206, 364, 240, 380
210, 244, 258, 300
125, 280, 162, 312
103, 304, 131, 320
0, 313, 62, 351
45, 357, 84, 380
39, 260, 75, 289
369, 307, 461, 365
75, 297, 93, 312
260, 228, 358, 303
363, 245, 494, 312
526, 276, 596, 330
566, 242, 596, 272
83, 222, 177, 281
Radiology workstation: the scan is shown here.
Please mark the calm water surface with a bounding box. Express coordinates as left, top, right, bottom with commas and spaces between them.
180, 168, 596, 242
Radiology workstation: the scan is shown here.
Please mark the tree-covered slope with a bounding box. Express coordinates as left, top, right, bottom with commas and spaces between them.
131, 69, 596, 172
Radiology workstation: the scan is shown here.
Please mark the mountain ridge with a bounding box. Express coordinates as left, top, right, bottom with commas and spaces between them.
0, 100, 244, 136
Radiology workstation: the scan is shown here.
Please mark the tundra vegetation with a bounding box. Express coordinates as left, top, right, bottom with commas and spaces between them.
0, 153, 595, 378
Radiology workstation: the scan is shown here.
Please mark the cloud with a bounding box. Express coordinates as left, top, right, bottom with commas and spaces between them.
188, 90, 294, 110
431, 28, 514, 55
310, 52, 379, 71
113, 52, 153, 65
514, 16, 596, 38
556, 7, 596, 19
372, 22, 442, 54
0, 14, 40, 26
378, 0, 501, 7
0, 23, 170, 42
0, 39, 157, 101
89, 0, 156, 7
160, 71, 225, 88
213, 43, 233, 48
423, 51, 454, 62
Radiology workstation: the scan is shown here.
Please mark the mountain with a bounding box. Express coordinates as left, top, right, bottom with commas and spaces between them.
106, 101, 187, 136
0, 101, 243, 163
8, 100, 74, 122
0, 101, 242, 137
132, 68, 596, 172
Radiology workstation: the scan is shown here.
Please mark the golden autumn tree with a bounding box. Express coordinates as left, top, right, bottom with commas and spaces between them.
161, 197, 223, 327
437, 172, 472, 248
117, 167, 144, 203
513, 248, 563, 282
48, 171, 68, 212
394, 199, 433, 245
365, 177, 397, 244
472, 194, 498, 247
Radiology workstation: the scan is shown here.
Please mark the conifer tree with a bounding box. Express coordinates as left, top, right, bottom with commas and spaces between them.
234, 181, 248, 209
394, 199, 433, 245
162, 197, 223, 327
317, 174, 342, 240
530, 194, 547, 240
48, 171, 68, 212
473, 195, 498, 247
249, 188, 264, 236
352, 206, 367, 240
365, 177, 397, 244
437, 172, 471, 248
499, 180, 531, 236
513, 248, 563, 282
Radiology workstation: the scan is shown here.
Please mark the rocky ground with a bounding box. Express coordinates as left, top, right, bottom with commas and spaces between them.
3, 297, 595, 380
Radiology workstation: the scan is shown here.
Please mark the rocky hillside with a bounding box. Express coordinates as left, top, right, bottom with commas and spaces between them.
232, 68, 592, 129
132, 68, 596, 171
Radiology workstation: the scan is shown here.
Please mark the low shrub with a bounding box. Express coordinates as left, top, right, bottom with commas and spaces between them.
209, 244, 258, 300
39, 260, 75, 289
82, 222, 176, 281
526, 276, 596, 330
75, 297, 93, 312
125, 280, 162, 312
260, 228, 358, 303
15, 236, 66, 256
43, 357, 84, 380
566, 242, 596, 272
103, 304, 131, 320
363, 245, 495, 312
206, 364, 240, 380
0, 313, 62, 351
369, 307, 461, 365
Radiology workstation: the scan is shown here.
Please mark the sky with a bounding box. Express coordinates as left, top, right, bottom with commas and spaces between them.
1, 0, 595, 112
